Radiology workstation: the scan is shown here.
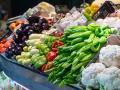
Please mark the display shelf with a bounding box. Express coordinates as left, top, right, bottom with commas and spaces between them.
0, 54, 81, 90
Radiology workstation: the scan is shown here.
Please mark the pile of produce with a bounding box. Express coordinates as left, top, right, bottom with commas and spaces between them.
2, 1, 120, 90
0, 39, 13, 53
5, 16, 52, 58
15, 33, 64, 72
81, 45, 120, 90
48, 23, 114, 86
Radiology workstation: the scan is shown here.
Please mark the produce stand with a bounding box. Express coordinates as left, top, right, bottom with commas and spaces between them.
1, 1, 120, 90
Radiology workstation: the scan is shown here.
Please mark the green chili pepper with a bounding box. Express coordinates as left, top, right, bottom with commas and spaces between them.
69, 51, 77, 59
58, 46, 72, 53
72, 52, 86, 66
71, 42, 85, 51
53, 79, 62, 84
54, 57, 68, 65
99, 36, 107, 44
104, 29, 110, 34
80, 66, 85, 72
99, 30, 105, 36
48, 71, 54, 81
67, 31, 92, 39
88, 23, 99, 32
77, 43, 92, 53
71, 63, 83, 73
53, 54, 64, 65
80, 53, 95, 62
88, 23, 99, 28
92, 37, 100, 45
62, 61, 69, 68
91, 43, 101, 52
87, 25, 95, 32
54, 54, 65, 61
59, 80, 67, 87
95, 28, 101, 36
84, 34, 95, 43
64, 79, 77, 84
71, 37, 83, 45
64, 26, 87, 35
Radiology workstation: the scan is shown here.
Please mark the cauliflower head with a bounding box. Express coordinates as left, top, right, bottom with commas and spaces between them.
97, 67, 120, 90
81, 63, 105, 89
99, 45, 120, 67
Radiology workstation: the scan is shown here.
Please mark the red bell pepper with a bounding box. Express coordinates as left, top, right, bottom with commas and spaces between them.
46, 51, 57, 62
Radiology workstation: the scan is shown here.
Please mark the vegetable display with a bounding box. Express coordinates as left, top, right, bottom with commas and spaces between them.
15, 33, 64, 72
82, 63, 120, 90
2, 1, 120, 89
48, 23, 114, 86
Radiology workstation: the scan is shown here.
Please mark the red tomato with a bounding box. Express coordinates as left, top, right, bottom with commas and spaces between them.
46, 51, 57, 62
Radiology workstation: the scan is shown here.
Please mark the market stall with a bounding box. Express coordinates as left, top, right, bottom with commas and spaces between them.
0, 1, 120, 90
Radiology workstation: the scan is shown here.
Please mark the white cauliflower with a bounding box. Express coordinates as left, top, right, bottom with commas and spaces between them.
81, 63, 105, 89
97, 66, 120, 90
99, 45, 120, 67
